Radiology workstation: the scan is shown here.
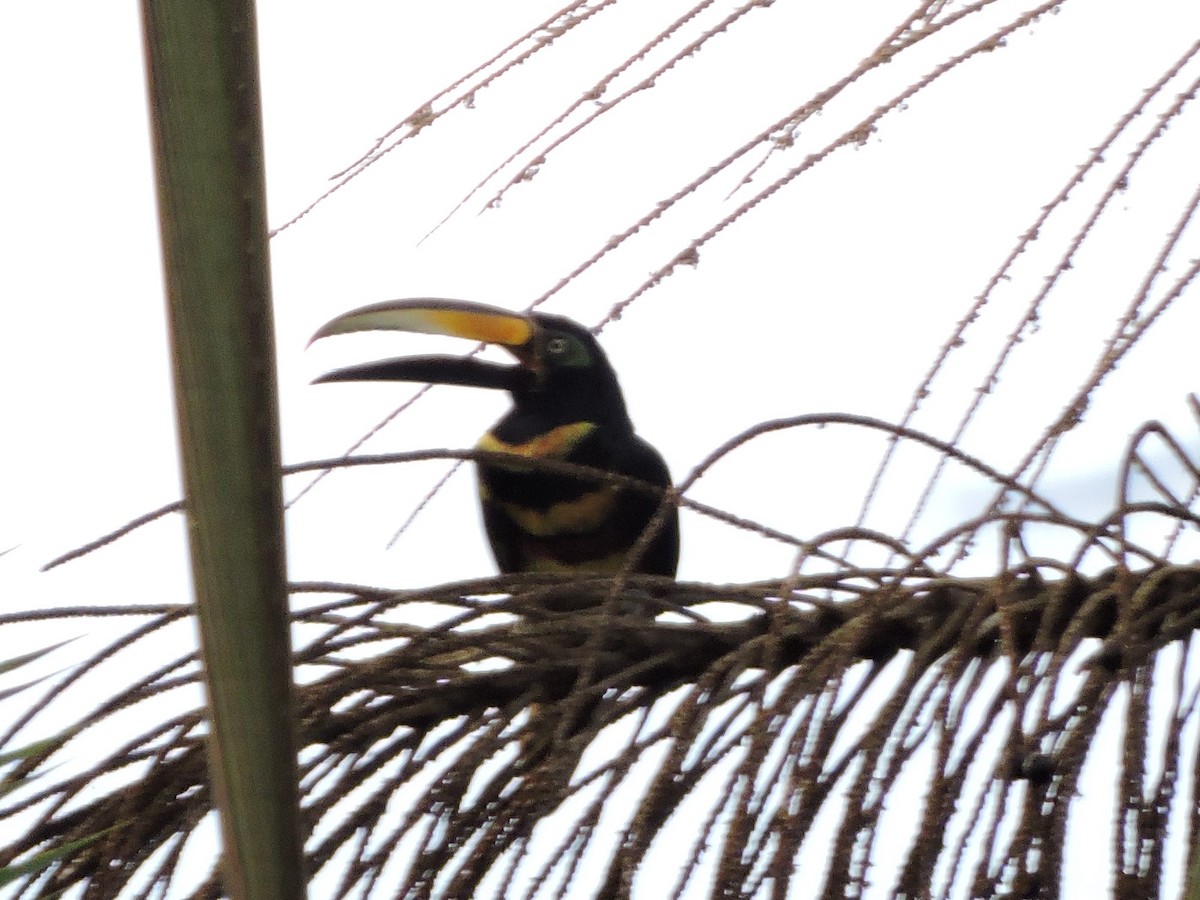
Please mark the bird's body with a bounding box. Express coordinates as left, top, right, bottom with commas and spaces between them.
477, 417, 676, 576
311, 300, 678, 580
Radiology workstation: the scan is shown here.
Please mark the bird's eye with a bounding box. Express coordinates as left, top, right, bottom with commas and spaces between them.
546, 337, 569, 355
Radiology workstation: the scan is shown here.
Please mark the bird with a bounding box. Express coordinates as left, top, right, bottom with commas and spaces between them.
309, 298, 679, 582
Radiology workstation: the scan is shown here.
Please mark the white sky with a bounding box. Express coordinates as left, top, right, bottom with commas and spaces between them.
3, 1, 1200, 897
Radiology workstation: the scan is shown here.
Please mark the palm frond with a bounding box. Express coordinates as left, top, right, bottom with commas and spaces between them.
4, 410, 1200, 897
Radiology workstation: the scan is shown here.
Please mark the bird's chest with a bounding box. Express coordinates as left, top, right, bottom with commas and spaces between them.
475, 420, 621, 536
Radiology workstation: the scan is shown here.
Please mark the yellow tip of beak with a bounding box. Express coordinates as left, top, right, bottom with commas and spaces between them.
309, 298, 534, 348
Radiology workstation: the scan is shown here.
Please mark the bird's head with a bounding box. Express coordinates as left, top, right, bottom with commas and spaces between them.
310, 299, 632, 431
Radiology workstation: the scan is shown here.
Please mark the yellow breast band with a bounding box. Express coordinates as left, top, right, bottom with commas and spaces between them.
476, 421, 597, 460
499, 489, 617, 537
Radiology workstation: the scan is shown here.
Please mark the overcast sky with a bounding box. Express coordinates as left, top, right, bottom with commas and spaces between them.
4, 1, 1200, 896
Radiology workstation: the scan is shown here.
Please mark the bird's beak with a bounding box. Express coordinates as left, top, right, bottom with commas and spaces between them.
309, 298, 537, 391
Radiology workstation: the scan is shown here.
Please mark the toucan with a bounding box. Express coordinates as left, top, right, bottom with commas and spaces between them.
310, 299, 679, 580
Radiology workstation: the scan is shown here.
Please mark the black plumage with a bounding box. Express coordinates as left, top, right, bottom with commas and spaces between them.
311, 299, 678, 579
